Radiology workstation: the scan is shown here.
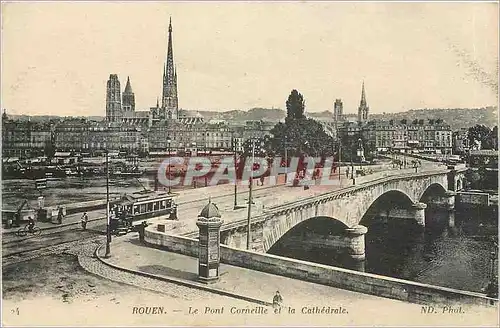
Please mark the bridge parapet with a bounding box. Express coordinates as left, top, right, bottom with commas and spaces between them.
220, 168, 452, 234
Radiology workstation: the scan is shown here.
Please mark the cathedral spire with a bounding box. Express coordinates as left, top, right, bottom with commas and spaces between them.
162, 16, 179, 120
358, 81, 369, 123
124, 76, 133, 93
360, 81, 366, 106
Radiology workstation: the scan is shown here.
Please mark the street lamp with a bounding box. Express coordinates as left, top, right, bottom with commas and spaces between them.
403, 136, 408, 168
192, 141, 197, 188
233, 135, 239, 210
167, 136, 172, 194
246, 139, 257, 250
246, 138, 263, 250
284, 136, 288, 184
338, 141, 342, 183
105, 150, 111, 257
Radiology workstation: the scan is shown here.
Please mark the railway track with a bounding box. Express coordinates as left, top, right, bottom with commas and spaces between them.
2, 234, 104, 267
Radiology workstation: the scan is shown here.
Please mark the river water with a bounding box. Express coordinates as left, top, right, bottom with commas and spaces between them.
268, 208, 498, 293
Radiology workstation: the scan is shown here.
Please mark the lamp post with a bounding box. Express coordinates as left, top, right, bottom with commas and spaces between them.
338, 141, 342, 183
167, 136, 172, 194
246, 139, 256, 250
192, 141, 197, 188
233, 136, 239, 210
350, 158, 355, 185
284, 135, 288, 184
105, 150, 111, 257
403, 136, 408, 168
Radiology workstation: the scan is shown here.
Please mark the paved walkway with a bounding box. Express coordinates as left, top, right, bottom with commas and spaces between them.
91, 236, 498, 326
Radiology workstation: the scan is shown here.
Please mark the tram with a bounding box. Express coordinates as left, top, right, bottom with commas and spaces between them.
109, 190, 176, 234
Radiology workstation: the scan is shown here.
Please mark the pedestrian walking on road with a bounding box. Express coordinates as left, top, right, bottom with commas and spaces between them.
260, 175, 265, 186
81, 212, 88, 230
57, 207, 64, 224
272, 291, 283, 309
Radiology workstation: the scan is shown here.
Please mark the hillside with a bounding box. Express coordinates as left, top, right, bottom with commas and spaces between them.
5, 107, 497, 131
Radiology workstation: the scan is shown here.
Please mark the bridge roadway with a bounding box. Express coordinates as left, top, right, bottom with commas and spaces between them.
160, 161, 444, 236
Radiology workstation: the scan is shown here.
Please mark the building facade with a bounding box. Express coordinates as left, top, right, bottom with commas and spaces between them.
2, 119, 53, 158
356, 119, 452, 154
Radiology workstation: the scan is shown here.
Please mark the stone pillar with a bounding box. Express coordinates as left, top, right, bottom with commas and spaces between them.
447, 167, 457, 191
412, 202, 427, 227
445, 191, 456, 228
196, 214, 224, 284
344, 225, 368, 260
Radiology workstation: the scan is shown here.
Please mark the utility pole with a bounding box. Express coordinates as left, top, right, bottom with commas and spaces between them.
284, 136, 288, 184
351, 159, 355, 185
105, 150, 111, 257
338, 142, 342, 184
246, 139, 255, 250
233, 135, 239, 210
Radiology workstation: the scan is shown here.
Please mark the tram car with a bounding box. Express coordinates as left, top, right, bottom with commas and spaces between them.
109, 190, 176, 235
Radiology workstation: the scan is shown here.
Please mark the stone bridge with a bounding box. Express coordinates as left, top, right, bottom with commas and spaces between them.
219, 167, 466, 260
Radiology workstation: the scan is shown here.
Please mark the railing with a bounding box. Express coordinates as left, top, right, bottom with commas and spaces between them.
219, 167, 453, 233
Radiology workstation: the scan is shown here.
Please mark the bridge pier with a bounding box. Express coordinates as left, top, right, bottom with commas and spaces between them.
345, 225, 368, 260
445, 191, 456, 228
412, 202, 427, 227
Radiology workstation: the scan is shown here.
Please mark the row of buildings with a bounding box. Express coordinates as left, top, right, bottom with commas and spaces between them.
1, 113, 275, 158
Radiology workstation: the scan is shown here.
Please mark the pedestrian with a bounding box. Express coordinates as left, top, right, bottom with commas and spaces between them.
260, 175, 265, 186
346, 167, 350, 178
272, 291, 283, 309
57, 207, 63, 224
81, 212, 88, 230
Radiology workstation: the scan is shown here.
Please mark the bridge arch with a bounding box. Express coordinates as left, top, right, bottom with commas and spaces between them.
418, 182, 448, 203
359, 189, 416, 225
262, 213, 349, 253
267, 216, 365, 264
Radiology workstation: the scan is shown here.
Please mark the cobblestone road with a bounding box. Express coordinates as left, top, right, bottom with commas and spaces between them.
69, 238, 254, 304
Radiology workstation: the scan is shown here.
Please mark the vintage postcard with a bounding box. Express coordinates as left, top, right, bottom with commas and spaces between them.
1, 1, 499, 326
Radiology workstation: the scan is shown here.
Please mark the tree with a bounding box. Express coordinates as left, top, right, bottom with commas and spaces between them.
401, 119, 407, 125
267, 118, 334, 158
468, 124, 492, 149
286, 89, 305, 120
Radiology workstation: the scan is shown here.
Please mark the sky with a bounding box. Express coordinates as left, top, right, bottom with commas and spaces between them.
1, 1, 499, 117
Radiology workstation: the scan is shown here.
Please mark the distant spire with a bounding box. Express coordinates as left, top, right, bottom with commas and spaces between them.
360, 81, 366, 106
124, 76, 133, 93
156, 97, 159, 108
169, 16, 172, 32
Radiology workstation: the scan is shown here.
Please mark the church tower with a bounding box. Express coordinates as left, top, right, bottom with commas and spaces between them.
122, 76, 135, 112
357, 81, 369, 123
333, 99, 343, 122
162, 17, 179, 120
106, 74, 122, 122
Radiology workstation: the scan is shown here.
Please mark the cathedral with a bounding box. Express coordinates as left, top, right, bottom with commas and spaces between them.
105, 17, 190, 127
